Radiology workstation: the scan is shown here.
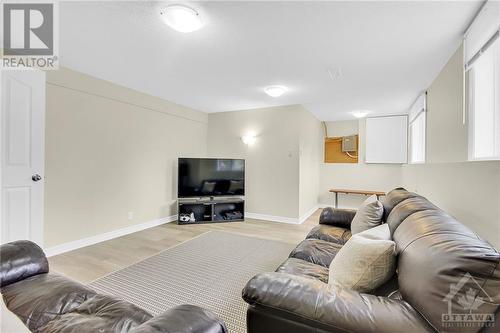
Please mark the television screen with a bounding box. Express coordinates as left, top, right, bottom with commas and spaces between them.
178, 158, 245, 198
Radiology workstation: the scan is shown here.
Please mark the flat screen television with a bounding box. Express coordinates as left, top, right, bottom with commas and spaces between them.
178, 158, 245, 198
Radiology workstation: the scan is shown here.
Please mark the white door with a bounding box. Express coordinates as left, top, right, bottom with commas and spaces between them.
1, 69, 45, 247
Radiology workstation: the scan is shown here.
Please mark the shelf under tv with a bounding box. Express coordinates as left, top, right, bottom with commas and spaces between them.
177, 197, 245, 225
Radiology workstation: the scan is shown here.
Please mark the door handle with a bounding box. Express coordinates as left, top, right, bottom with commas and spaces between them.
32, 174, 42, 182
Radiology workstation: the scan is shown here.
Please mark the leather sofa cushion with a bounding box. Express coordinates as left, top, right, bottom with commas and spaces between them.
306, 225, 351, 245
289, 239, 342, 268
386, 197, 439, 235
1, 274, 97, 331
390, 196, 500, 333
130, 304, 227, 333
0, 240, 49, 288
276, 258, 329, 283
381, 188, 420, 221
319, 208, 356, 228
38, 294, 152, 333
243, 272, 434, 333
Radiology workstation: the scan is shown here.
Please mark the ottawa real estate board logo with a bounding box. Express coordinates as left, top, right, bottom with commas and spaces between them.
442, 273, 496, 329
2, 1, 59, 69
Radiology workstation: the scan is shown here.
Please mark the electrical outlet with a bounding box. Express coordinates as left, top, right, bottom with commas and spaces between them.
128, 212, 134, 220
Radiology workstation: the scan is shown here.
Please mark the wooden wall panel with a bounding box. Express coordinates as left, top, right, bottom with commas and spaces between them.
324, 136, 358, 163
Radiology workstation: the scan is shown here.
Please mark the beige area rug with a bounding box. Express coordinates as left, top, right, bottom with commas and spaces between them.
88, 231, 296, 333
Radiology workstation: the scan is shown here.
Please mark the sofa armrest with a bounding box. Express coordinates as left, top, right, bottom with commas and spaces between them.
130, 304, 227, 333
319, 207, 356, 228
0, 241, 49, 288
242, 273, 433, 333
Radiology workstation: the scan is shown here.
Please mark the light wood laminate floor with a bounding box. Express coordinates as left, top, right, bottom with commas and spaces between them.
49, 209, 322, 284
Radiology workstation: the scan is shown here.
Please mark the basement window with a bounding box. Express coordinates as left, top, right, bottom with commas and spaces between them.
409, 93, 426, 164
467, 36, 500, 161
464, 2, 500, 161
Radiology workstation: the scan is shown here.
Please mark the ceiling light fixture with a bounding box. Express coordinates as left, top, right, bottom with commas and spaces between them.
264, 86, 288, 97
160, 5, 203, 33
352, 110, 371, 118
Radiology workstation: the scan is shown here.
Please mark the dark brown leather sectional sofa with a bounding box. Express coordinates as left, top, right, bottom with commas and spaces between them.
243, 188, 500, 333
0, 241, 227, 333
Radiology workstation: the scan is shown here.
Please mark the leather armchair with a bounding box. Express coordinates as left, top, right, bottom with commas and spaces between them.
243, 272, 433, 333
1, 240, 227, 333
0, 240, 49, 288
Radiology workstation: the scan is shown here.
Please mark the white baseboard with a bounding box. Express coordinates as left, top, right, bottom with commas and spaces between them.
246, 205, 320, 225
318, 203, 334, 208
299, 205, 320, 224
44, 215, 177, 257
245, 212, 300, 224
44, 206, 324, 256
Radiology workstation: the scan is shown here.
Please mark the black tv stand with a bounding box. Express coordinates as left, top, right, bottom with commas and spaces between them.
178, 197, 244, 225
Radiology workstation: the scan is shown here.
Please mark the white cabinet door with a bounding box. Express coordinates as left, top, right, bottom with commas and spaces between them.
1, 69, 45, 246
365, 115, 408, 164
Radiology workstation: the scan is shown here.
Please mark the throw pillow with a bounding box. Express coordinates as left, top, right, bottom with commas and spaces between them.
328, 234, 396, 293
350, 195, 383, 234
356, 223, 391, 240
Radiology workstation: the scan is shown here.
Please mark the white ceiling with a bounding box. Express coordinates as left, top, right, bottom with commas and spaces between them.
59, 1, 481, 120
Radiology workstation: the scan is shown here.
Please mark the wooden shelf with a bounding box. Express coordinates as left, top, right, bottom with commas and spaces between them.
328, 189, 385, 196
178, 197, 244, 225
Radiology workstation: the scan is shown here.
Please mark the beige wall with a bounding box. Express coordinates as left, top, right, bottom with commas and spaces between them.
318, 46, 499, 248
426, 45, 468, 163
401, 161, 500, 247
401, 45, 500, 248
207, 105, 320, 220
43, 44, 499, 249
319, 119, 402, 208
298, 109, 322, 218
44, 68, 207, 247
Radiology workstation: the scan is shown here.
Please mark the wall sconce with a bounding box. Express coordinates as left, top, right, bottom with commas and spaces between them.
241, 134, 257, 146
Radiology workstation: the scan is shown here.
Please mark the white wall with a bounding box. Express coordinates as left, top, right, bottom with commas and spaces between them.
319, 119, 402, 209
44, 68, 208, 247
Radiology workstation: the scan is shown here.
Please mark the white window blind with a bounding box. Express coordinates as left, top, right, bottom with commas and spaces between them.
365, 116, 408, 164
464, 1, 500, 69
409, 93, 426, 163
465, 0, 500, 161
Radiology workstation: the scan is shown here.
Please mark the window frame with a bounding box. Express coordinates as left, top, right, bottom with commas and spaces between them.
467, 36, 500, 161
408, 93, 427, 164
409, 110, 426, 164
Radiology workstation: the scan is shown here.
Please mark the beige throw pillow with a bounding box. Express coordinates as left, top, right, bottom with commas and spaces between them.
356, 223, 391, 240
351, 195, 383, 234
328, 230, 396, 293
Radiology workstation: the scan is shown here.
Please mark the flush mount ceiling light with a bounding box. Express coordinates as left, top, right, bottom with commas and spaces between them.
352, 110, 371, 118
160, 5, 202, 33
264, 86, 288, 97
